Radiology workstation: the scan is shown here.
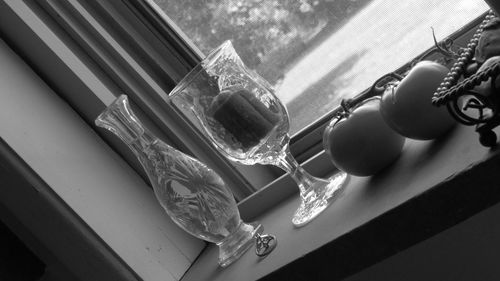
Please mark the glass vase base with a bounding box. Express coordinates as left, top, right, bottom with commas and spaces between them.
292, 171, 349, 227
218, 221, 263, 267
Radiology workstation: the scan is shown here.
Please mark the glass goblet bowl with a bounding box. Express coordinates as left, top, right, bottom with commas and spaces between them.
169, 40, 349, 227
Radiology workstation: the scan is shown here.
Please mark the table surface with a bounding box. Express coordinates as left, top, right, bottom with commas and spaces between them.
181, 124, 500, 281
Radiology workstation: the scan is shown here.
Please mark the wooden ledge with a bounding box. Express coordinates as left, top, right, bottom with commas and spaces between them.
182, 124, 500, 281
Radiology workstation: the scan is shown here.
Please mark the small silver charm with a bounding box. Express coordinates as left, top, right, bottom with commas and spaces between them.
255, 233, 277, 257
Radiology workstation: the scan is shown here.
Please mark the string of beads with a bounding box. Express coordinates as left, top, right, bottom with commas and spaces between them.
432, 10, 497, 106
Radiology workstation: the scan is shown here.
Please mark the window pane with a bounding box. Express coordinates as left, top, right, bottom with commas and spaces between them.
150, 0, 489, 135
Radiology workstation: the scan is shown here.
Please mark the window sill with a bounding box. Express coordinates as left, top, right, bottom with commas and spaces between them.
182, 124, 500, 281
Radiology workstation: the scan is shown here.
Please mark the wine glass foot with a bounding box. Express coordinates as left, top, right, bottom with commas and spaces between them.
292, 171, 349, 227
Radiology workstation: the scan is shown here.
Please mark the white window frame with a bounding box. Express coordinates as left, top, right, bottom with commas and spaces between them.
0, 32, 204, 281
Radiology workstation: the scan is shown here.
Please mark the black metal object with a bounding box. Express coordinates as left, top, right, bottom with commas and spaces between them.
443, 61, 500, 146
432, 11, 500, 147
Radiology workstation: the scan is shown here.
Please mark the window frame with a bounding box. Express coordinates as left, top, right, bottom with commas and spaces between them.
2, 0, 491, 204
2, 0, 284, 201
0, 19, 206, 279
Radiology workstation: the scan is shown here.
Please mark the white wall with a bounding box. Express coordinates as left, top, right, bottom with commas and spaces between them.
0, 38, 204, 281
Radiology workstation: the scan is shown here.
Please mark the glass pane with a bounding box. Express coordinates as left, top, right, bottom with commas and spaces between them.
151, 0, 489, 135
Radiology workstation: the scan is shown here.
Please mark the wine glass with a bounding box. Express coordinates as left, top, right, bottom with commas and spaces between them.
168, 41, 349, 227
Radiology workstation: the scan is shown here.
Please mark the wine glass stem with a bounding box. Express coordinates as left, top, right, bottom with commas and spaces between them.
276, 146, 317, 197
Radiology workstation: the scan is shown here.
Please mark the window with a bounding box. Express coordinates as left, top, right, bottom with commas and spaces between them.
1, 1, 496, 280
147, 0, 489, 136
5, 0, 491, 201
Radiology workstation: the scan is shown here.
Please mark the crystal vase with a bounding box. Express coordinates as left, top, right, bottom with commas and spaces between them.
95, 95, 263, 267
